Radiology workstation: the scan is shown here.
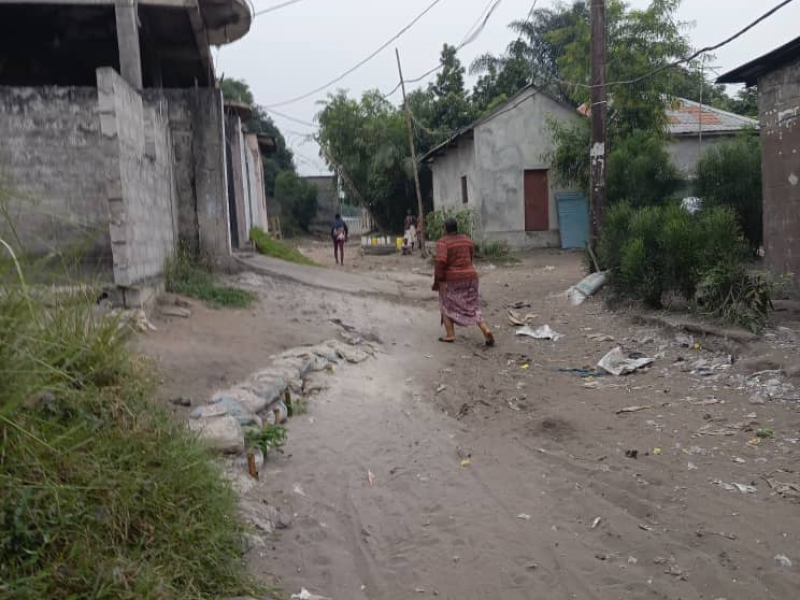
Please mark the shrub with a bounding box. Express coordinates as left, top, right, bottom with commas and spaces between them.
250, 227, 316, 266
599, 201, 748, 307
475, 239, 517, 264
695, 262, 778, 332
607, 130, 682, 207
694, 134, 762, 253
425, 208, 474, 241
0, 267, 255, 599
165, 247, 256, 308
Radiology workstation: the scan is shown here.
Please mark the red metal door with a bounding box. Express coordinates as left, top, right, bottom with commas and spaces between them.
524, 170, 549, 232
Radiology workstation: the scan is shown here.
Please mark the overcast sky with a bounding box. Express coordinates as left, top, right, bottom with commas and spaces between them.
216, 0, 800, 175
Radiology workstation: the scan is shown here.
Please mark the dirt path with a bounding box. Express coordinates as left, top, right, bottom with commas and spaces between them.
137, 247, 800, 600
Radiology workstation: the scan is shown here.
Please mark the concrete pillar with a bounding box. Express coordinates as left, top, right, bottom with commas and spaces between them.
115, 0, 143, 90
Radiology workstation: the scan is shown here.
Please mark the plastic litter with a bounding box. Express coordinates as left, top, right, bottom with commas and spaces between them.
587, 333, 615, 342
590, 516, 602, 529
508, 310, 539, 326
291, 589, 332, 600
598, 347, 654, 376
567, 271, 608, 306
516, 325, 563, 342
460, 458, 471, 467
517, 513, 532, 521
713, 479, 757, 493
774, 554, 793, 568
556, 368, 605, 378
616, 405, 652, 415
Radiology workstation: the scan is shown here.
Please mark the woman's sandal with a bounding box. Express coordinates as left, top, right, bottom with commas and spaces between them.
438, 337, 456, 343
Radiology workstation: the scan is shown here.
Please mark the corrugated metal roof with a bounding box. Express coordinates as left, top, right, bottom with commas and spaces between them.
576, 97, 757, 136
666, 98, 758, 136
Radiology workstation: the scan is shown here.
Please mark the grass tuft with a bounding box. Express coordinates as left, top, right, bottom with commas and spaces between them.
0, 265, 257, 599
165, 248, 256, 308
250, 227, 316, 266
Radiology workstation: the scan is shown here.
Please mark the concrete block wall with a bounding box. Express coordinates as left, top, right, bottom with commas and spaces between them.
97, 67, 176, 287
758, 56, 800, 293
245, 133, 269, 232
226, 114, 249, 247
0, 85, 114, 271
146, 88, 231, 261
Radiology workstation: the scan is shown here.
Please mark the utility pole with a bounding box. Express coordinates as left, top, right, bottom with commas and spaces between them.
589, 0, 607, 258
395, 48, 428, 258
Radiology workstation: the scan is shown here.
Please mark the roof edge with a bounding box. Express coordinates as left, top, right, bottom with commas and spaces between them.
718, 34, 800, 85
421, 84, 575, 163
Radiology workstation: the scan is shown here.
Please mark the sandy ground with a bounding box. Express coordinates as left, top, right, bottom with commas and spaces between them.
136, 242, 800, 600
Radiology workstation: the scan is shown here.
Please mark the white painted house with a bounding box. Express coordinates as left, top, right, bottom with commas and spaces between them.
422, 84, 584, 249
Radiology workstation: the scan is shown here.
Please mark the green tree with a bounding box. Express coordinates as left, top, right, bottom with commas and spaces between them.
429, 44, 476, 135
274, 170, 318, 232
727, 87, 758, 117
471, 39, 532, 113
694, 134, 762, 253
606, 130, 681, 206
219, 77, 254, 104
316, 90, 415, 230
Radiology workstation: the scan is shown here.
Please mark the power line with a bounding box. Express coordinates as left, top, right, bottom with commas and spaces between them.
264, 0, 449, 108
264, 107, 317, 128
557, 0, 798, 90
382, 0, 504, 99
253, 0, 310, 18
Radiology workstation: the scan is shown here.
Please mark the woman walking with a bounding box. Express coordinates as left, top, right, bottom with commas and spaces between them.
432, 218, 494, 346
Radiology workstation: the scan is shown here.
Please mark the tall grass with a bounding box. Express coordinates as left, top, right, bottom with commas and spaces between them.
250, 227, 316, 266
165, 247, 256, 308
0, 258, 256, 599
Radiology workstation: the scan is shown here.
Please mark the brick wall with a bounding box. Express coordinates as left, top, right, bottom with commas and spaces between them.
758, 56, 800, 293
97, 67, 177, 287
0, 85, 114, 272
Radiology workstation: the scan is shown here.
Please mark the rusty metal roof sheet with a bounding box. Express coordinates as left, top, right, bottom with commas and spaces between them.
577, 97, 757, 136
666, 98, 758, 136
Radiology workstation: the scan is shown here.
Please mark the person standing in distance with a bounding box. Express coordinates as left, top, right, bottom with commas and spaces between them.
331, 213, 349, 265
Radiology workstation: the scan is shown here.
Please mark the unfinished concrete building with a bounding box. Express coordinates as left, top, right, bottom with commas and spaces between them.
720, 36, 800, 294
0, 0, 268, 303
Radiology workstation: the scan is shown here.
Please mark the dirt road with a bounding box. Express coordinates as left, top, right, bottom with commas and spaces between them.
138, 246, 800, 600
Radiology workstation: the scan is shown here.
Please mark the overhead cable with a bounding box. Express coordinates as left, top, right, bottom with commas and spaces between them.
264, 0, 449, 108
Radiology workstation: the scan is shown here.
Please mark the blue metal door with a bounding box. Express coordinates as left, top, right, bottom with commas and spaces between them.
556, 192, 589, 249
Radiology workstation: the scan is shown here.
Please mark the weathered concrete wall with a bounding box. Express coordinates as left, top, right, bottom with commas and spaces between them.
226, 115, 249, 247
758, 56, 800, 293
244, 133, 268, 232
145, 88, 231, 260
668, 134, 737, 177
430, 89, 581, 249
97, 67, 176, 287
0, 85, 114, 271
431, 138, 477, 214
475, 89, 579, 248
